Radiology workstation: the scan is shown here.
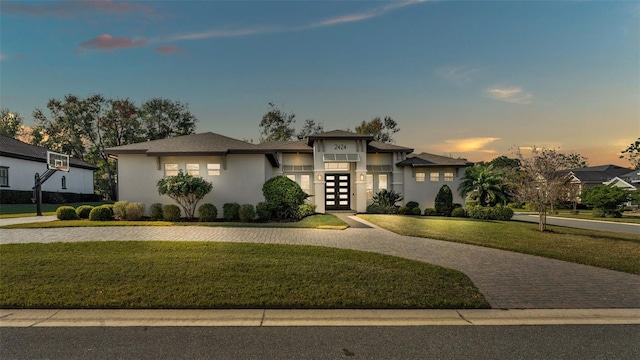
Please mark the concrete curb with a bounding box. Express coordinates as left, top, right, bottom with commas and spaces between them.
1, 309, 639, 327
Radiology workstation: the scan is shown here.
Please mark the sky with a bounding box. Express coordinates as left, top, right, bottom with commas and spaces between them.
1, 0, 639, 167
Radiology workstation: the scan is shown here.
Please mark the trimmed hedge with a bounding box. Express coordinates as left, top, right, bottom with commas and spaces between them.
366, 204, 397, 214
113, 201, 129, 220
239, 204, 256, 222
465, 205, 514, 221
149, 203, 164, 221
423, 208, 438, 216
163, 205, 181, 222
256, 201, 271, 221
451, 207, 467, 218
56, 206, 79, 220
89, 206, 113, 221
0, 189, 101, 204
75, 205, 94, 219
223, 202, 240, 221
125, 202, 144, 221
197, 203, 218, 222
297, 204, 316, 220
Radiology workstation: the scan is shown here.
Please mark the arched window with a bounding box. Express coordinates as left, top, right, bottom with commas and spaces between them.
61, 176, 67, 189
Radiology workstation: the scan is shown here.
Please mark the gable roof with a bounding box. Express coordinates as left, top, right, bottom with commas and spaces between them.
396, 152, 473, 168
307, 130, 374, 146
569, 165, 634, 183
105, 132, 280, 167
0, 134, 97, 170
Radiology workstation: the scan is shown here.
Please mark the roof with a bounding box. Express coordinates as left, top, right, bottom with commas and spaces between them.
307, 130, 373, 146
105, 132, 280, 167
260, 140, 313, 153
0, 134, 97, 170
396, 152, 473, 168
569, 165, 634, 183
367, 141, 413, 153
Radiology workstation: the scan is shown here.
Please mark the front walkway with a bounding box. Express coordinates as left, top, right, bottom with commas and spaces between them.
1, 216, 639, 309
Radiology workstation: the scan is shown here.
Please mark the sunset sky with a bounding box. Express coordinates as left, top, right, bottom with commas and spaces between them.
1, 0, 638, 167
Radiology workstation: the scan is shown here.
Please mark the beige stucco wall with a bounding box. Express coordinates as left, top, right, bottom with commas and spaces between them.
402, 167, 466, 210
0, 156, 94, 194
117, 153, 267, 217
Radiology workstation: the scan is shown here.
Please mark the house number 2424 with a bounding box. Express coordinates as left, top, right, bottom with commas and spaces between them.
334, 144, 347, 150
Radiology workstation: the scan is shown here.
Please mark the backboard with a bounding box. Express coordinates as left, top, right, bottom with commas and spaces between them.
47, 151, 70, 172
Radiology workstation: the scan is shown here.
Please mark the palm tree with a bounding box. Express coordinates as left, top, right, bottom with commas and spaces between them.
458, 164, 508, 206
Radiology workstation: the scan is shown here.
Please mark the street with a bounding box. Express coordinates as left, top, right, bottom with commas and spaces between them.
2, 325, 639, 359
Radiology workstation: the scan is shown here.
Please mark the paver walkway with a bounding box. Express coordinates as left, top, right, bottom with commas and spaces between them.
1, 217, 638, 309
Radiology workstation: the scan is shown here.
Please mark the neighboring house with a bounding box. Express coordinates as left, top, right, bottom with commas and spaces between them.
0, 134, 96, 194
105, 130, 472, 216
569, 165, 634, 194
603, 169, 640, 191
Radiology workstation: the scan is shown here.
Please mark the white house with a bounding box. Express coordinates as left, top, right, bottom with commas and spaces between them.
105, 130, 472, 216
0, 135, 96, 196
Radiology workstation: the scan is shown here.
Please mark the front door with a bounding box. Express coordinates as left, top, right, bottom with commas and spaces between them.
325, 173, 350, 210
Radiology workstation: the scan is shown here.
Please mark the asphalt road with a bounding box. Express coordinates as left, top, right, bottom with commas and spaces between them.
512, 213, 640, 235
2, 325, 639, 359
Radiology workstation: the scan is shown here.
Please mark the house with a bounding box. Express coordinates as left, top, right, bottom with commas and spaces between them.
603, 169, 640, 191
105, 130, 472, 216
569, 165, 634, 194
0, 134, 97, 197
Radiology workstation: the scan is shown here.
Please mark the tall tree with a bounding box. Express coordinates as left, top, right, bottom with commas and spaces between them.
0, 108, 24, 138
139, 98, 198, 140
458, 163, 508, 207
355, 116, 399, 143
296, 119, 324, 140
620, 138, 640, 170
259, 103, 296, 143
511, 147, 578, 231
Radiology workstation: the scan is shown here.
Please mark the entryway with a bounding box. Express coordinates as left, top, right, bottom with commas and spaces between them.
325, 173, 350, 210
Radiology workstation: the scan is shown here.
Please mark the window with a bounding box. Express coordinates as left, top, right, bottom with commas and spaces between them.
416, 172, 425, 182
0, 167, 8, 187
430, 172, 440, 182
378, 174, 388, 190
300, 174, 310, 193
164, 164, 178, 176
286, 174, 296, 182
444, 172, 454, 182
61, 176, 67, 189
366, 174, 374, 199
207, 163, 220, 176
186, 163, 200, 176
324, 162, 350, 170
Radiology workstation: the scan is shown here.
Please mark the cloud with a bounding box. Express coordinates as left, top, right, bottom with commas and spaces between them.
155, 46, 179, 54
1, 0, 155, 17
79, 34, 147, 51
436, 66, 481, 85
486, 86, 533, 104
432, 137, 501, 154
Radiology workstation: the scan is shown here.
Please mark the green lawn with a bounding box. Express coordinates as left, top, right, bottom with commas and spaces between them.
0, 214, 348, 230
0, 241, 489, 309
359, 214, 640, 274
0, 202, 111, 218
540, 209, 640, 224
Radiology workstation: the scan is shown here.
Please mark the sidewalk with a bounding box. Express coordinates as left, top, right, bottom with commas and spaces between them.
2, 309, 639, 327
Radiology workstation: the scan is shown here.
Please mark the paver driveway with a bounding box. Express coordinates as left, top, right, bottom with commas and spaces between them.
1, 217, 638, 309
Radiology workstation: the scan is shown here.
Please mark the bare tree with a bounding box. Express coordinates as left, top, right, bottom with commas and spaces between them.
511, 147, 579, 231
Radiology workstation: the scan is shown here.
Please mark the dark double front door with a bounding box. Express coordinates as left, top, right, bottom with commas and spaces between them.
325, 173, 350, 210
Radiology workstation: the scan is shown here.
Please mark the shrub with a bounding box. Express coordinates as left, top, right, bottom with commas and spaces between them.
113, 201, 129, 220
163, 204, 182, 222
435, 185, 454, 216
423, 208, 438, 216
56, 206, 78, 220
372, 189, 403, 207
239, 204, 256, 222
465, 200, 479, 207
466, 205, 490, 220
490, 206, 514, 221
256, 201, 271, 222
397, 206, 408, 215
101, 204, 114, 216
223, 202, 241, 221
156, 170, 213, 219
297, 204, 316, 220
525, 202, 539, 212
366, 204, 397, 214
582, 185, 629, 215
607, 211, 622, 218
125, 202, 144, 221
198, 203, 218, 222
451, 207, 467, 217
262, 176, 309, 221
506, 202, 523, 209
411, 207, 422, 215
75, 205, 94, 219
89, 206, 112, 221
150, 203, 164, 221
591, 208, 606, 218
466, 205, 513, 220
405, 201, 420, 210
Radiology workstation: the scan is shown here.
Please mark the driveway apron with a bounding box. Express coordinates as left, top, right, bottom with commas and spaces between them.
1, 218, 638, 309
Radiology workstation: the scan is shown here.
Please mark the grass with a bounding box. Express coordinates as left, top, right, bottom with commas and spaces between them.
0, 214, 348, 230
0, 241, 489, 309
359, 214, 640, 275
0, 202, 111, 218
540, 209, 640, 224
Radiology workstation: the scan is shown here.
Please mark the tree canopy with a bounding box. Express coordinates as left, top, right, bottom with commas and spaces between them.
355, 116, 399, 143
157, 170, 213, 219
620, 138, 640, 170
0, 108, 24, 138
458, 163, 508, 207
259, 103, 296, 143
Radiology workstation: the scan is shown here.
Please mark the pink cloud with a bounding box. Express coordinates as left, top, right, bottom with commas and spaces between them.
155, 46, 179, 54
2, 0, 155, 17
79, 34, 147, 51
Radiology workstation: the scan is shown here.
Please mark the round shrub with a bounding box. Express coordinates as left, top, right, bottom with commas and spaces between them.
366, 204, 397, 214
125, 202, 144, 221
198, 203, 218, 222
591, 208, 606, 218
223, 202, 240, 221
101, 203, 114, 215
423, 208, 438, 216
262, 176, 309, 220
89, 206, 113, 221
56, 206, 79, 220
256, 202, 271, 222
297, 204, 316, 220
435, 185, 454, 216
150, 203, 164, 221
239, 204, 256, 222
75, 205, 94, 219
411, 207, 422, 216
397, 206, 408, 215
113, 200, 129, 220
490, 206, 514, 220
405, 201, 420, 210
451, 207, 467, 218
163, 204, 181, 222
